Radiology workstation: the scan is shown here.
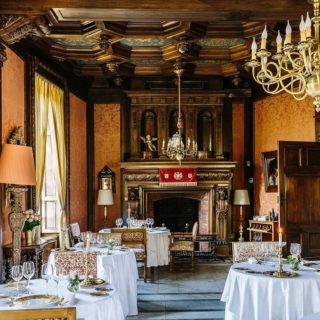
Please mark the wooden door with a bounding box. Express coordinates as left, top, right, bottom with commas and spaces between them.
279, 141, 320, 258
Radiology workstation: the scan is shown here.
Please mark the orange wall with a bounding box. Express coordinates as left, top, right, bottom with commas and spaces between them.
1, 47, 25, 244
94, 104, 121, 230
232, 102, 246, 233
254, 93, 315, 216
69, 93, 87, 231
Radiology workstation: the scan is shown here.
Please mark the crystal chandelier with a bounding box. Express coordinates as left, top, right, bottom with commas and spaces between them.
245, 0, 320, 112
166, 65, 198, 163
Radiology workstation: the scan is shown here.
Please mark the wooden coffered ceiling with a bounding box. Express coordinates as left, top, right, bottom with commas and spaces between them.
0, 0, 313, 81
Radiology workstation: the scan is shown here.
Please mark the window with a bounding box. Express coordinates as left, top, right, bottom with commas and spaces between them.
35, 73, 65, 233
41, 116, 61, 232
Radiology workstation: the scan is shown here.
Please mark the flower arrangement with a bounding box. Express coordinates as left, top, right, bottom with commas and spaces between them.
108, 238, 117, 250
23, 209, 40, 232
67, 274, 80, 293
287, 254, 301, 271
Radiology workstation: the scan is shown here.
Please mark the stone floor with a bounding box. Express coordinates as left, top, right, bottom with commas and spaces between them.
128, 263, 231, 320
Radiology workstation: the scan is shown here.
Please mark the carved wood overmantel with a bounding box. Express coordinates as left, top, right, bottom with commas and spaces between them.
126, 91, 227, 160
121, 161, 236, 242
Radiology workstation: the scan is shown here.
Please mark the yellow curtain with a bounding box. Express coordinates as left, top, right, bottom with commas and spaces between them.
35, 74, 69, 248
35, 74, 49, 213
49, 85, 69, 249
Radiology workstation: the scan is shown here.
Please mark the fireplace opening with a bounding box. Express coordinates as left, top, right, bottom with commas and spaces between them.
154, 197, 199, 232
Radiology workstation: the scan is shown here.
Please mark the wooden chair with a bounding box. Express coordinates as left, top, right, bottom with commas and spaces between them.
169, 222, 198, 271
232, 241, 279, 263
1, 307, 76, 320
69, 222, 81, 247
97, 232, 122, 245
112, 228, 147, 282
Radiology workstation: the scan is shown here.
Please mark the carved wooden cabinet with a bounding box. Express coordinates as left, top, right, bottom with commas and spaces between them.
3, 236, 58, 282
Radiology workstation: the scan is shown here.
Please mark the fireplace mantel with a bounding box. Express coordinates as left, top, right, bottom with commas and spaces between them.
121, 161, 237, 170
121, 160, 236, 243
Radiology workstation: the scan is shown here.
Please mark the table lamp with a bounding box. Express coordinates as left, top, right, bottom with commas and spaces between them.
97, 189, 114, 227
233, 189, 250, 242
0, 143, 36, 264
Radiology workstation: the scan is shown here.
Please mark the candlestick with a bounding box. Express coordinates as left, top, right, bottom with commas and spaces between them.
251, 37, 257, 60
300, 15, 306, 42
276, 30, 282, 53
306, 12, 312, 38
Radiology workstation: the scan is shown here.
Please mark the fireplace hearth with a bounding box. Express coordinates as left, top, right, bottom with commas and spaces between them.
154, 197, 199, 232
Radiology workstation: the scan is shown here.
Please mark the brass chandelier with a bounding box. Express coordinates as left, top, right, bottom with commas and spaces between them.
166, 64, 198, 163
245, 0, 320, 112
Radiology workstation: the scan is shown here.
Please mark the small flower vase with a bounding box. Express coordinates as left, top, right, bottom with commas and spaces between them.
67, 282, 80, 293
34, 225, 41, 243
289, 260, 300, 271
25, 230, 33, 245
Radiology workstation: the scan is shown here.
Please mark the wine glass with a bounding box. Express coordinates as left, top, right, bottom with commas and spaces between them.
118, 218, 123, 228
290, 243, 301, 256
23, 261, 35, 292
150, 218, 154, 228
11, 265, 23, 295
90, 232, 97, 245
41, 263, 50, 295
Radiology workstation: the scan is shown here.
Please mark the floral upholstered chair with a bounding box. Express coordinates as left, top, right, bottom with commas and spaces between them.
169, 222, 198, 271
112, 228, 147, 282
232, 241, 278, 263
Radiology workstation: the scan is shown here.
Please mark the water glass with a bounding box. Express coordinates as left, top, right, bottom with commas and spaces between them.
11, 265, 23, 295
150, 218, 154, 228
22, 261, 35, 291
41, 263, 50, 295
290, 243, 301, 256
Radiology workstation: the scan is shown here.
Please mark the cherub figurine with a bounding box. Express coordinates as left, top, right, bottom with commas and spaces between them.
140, 134, 157, 151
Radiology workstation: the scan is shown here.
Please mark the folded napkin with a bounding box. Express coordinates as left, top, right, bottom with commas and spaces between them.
248, 257, 258, 264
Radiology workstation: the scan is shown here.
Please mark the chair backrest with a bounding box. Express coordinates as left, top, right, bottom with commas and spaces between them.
112, 228, 147, 248
0, 307, 76, 320
69, 223, 81, 237
97, 232, 122, 245
192, 222, 198, 241
232, 241, 278, 263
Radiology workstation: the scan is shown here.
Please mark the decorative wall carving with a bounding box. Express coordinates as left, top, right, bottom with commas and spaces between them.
0, 43, 7, 67
0, 15, 23, 30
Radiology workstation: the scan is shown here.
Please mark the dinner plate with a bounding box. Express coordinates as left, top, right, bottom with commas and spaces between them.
95, 286, 113, 292
13, 294, 61, 307
0, 294, 11, 305
90, 291, 109, 296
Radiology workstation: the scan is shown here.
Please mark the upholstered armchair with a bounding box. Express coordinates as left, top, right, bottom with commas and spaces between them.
169, 222, 198, 271
232, 241, 279, 263
112, 228, 147, 282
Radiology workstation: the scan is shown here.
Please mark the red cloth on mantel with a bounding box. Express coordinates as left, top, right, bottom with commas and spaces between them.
159, 168, 197, 186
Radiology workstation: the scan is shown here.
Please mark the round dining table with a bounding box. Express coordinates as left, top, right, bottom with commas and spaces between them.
48, 248, 138, 317
221, 261, 320, 320
0, 279, 124, 320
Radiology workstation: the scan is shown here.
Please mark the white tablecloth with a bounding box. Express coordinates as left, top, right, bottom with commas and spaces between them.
0, 279, 124, 320
221, 262, 320, 320
48, 249, 138, 316
147, 230, 170, 267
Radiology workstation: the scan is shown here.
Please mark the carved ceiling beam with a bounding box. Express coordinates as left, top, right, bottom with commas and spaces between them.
0, 14, 50, 44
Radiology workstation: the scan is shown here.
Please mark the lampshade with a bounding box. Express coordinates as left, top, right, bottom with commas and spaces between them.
233, 189, 250, 205
0, 144, 36, 185
97, 189, 114, 206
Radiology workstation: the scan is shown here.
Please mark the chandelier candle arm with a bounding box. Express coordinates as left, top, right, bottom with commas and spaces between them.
245, 0, 320, 112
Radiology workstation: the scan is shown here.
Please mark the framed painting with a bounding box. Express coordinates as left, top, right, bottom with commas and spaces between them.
262, 151, 278, 192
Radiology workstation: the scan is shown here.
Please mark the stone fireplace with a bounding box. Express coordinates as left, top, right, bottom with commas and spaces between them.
121, 161, 236, 242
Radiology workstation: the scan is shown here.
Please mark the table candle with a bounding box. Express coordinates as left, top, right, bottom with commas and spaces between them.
86, 232, 90, 253
128, 205, 131, 228
279, 227, 282, 245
